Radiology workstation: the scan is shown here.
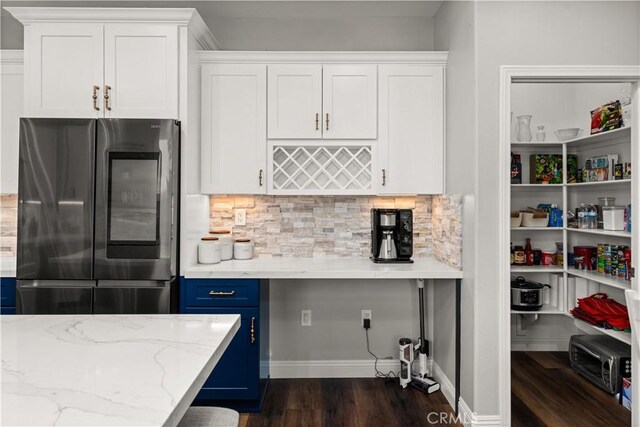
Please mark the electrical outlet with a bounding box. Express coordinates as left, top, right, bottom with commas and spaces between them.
301, 310, 312, 326
361, 309, 372, 326
235, 209, 246, 226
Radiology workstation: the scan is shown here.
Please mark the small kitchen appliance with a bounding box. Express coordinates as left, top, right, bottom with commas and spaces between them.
510, 276, 550, 311
569, 334, 631, 395
370, 208, 413, 263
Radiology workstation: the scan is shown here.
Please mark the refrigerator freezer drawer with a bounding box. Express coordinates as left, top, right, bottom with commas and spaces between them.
16, 280, 94, 314
93, 282, 170, 314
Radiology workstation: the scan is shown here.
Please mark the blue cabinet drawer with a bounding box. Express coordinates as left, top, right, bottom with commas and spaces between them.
1, 278, 16, 308
184, 307, 260, 400
0, 307, 16, 315
184, 279, 259, 308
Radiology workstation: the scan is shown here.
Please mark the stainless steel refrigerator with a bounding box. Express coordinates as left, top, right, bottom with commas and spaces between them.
16, 118, 179, 314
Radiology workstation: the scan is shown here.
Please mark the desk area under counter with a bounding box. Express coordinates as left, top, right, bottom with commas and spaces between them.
183, 256, 462, 280
180, 256, 463, 414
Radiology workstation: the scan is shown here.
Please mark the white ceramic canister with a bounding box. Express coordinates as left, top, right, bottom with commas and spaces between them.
198, 236, 221, 264
233, 239, 254, 260
209, 230, 234, 260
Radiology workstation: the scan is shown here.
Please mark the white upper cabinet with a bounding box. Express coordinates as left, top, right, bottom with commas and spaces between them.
267, 64, 377, 140
378, 65, 444, 194
268, 65, 322, 139
0, 51, 23, 194
201, 64, 267, 194
322, 64, 377, 139
8, 8, 192, 119
26, 24, 103, 118
104, 24, 178, 118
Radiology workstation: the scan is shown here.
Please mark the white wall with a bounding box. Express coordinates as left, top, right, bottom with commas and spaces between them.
475, 0, 640, 418
433, 0, 477, 411
0, 1, 437, 51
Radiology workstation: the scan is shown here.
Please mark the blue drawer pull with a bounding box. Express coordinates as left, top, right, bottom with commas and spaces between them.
209, 290, 235, 297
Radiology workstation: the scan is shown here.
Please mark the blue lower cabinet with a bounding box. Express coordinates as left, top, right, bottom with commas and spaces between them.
180, 278, 269, 412
1, 278, 16, 314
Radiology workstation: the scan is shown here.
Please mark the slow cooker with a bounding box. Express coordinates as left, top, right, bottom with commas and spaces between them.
511, 276, 551, 311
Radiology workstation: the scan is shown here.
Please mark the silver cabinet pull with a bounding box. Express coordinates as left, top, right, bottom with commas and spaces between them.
382, 169, 387, 186
259, 169, 264, 186
104, 85, 112, 111
315, 113, 319, 131
92, 86, 100, 111
209, 290, 235, 297
326, 113, 330, 131
250, 317, 256, 344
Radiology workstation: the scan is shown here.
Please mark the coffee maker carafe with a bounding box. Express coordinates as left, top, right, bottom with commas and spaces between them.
370, 208, 413, 263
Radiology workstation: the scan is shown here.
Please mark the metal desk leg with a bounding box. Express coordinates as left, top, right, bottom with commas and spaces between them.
455, 278, 461, 416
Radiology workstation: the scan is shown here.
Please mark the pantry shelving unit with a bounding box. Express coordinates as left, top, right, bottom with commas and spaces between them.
509, 126, 634, 345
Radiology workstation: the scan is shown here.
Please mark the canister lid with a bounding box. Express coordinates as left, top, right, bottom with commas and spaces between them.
201, 236, 219, 241
602, 206, 625, 210
235, 238, 251, 243
210, 229, 231, 234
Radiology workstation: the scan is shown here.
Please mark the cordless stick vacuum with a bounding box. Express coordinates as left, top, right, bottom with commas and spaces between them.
399, 279, 441, 394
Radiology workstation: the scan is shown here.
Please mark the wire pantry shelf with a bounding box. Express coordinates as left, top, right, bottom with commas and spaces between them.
272, 145, 372, 191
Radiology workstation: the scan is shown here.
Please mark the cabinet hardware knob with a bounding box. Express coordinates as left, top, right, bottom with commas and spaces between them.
315, 113, 319, 131
382, 169, 386, 186
104, 85, 112, 111
92, 86, 100, 111
326, 113, 330, 131
250, 317, 256, 344
209, 290, 235, 296
259, 169, 264, 186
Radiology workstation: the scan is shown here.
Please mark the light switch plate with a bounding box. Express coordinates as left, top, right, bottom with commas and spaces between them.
235, 209, 246, 226
301, 310, 311, 326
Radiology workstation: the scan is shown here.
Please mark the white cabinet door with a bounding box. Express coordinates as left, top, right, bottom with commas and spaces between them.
323, 64, 377, 139
0, 54, 23, 194
201, 64, 267, 194
104, 24, 178, 118
378, 65, 444, 194
26, 24, 103, 118
268, 65, 322, 139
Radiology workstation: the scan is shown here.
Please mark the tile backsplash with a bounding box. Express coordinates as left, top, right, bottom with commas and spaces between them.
210, 195, 462, 268
1, 195, 17, 257
0, 193, 463, 268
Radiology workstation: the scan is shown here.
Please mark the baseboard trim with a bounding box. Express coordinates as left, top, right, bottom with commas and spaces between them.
511, 338, 570, 352
270, 359, 400, 379
432, 362, 503, 427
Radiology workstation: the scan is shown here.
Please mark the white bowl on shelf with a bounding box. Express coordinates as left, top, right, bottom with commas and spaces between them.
521, 212, 549, 227
554, 128, 583, 141
511, 213, 523, 228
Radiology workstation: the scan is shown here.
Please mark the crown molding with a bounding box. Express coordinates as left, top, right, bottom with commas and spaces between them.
198, 51, 448, 64
4, 7, 218, 49
0, 50, 23, 64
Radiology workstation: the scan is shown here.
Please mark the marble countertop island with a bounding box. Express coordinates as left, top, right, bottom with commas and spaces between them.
1, 256, 16, 277
185, 256, 462, 279
1, 314, 240, 427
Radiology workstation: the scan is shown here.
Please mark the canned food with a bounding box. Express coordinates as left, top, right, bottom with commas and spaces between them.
542, 251, 554, 266
611, 245, 618, 277
597, 244, 605, 273
604, 244, 612, 274
625, 248, 632, 281
574, 256, 586, 270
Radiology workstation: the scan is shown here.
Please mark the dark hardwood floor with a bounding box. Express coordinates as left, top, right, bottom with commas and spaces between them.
239, 378, 461, 427
512, 351, 631, 427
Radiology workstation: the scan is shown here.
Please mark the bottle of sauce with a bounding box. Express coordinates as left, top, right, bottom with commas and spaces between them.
525, 238, 534, 266
514, 245, 526, 266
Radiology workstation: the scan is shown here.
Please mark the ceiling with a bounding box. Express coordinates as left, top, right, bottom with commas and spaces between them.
1, 1, 444, 50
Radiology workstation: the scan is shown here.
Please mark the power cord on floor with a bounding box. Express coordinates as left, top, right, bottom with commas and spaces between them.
364, 327, 399, 381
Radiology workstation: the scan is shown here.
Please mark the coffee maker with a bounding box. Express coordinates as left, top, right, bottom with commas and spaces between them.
370, 208, 413, 263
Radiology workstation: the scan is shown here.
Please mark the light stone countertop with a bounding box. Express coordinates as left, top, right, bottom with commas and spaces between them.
185, 256, 462, 279
1, 314, 240, 427
1, 256, 16, 277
